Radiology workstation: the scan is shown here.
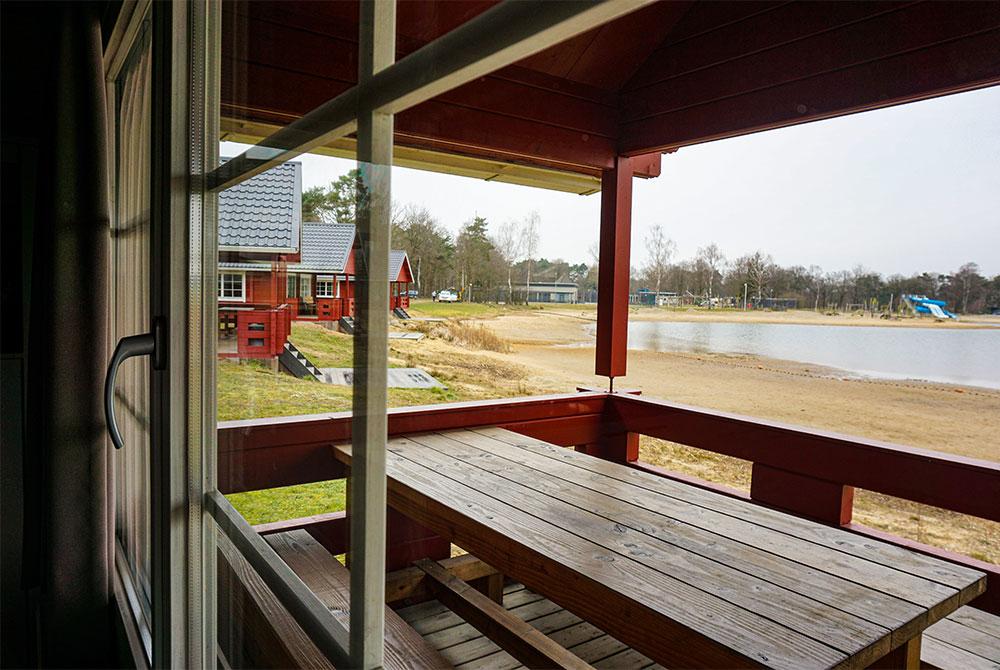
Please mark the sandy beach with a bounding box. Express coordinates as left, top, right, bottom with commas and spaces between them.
403, 305, 1000, 562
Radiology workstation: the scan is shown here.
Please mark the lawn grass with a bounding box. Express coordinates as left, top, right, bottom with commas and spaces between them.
287, 322, 356, 368
219, 355, 463, 524
407, 299, 511, 319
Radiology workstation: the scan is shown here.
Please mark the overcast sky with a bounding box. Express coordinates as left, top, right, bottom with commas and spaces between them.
222, 86, 1000, 277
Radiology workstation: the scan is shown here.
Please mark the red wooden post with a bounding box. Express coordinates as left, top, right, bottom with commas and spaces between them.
595, 155, 634, 382
750, 463, 854, 526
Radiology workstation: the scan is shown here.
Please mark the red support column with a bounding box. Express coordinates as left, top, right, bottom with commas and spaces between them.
596, 155, 634, 381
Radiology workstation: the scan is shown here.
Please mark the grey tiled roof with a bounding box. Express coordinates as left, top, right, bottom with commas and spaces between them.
218, 261, 272, 271
218, 160, 302, 251
288, 222, 356, 273
389, 250, 410, 281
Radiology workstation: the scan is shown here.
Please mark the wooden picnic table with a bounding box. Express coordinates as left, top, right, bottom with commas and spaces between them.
333, 427, 986, 669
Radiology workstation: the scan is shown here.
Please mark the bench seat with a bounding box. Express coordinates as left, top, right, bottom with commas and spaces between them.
265, 529, 452, 669
921, 606, 1000, 670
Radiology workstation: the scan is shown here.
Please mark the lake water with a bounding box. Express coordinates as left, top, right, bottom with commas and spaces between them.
597, 321, 1000, 389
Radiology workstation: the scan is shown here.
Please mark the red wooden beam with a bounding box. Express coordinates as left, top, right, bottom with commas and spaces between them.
218, 393, 609, 493
611, 394, 1000, 523
595, 156, 633, 380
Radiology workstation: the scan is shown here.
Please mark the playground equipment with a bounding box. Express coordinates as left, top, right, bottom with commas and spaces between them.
902, 294, 957, 319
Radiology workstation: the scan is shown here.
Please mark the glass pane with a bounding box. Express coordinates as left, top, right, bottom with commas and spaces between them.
110, 20, 153, 648
205, 3, 1000, 669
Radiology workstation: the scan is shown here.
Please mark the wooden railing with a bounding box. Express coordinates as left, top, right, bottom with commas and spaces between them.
218, 391, 1000, 613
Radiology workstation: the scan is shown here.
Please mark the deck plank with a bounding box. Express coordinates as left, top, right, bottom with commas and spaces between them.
400, 433, 891, 665
354, 444, 850, 669
475, 426, 983, 592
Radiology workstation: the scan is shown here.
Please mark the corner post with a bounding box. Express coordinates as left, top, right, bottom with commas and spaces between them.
595, 156, 633, 383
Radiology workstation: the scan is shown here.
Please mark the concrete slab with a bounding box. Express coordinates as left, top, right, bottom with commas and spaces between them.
320, 367, 444, 389
388, 332, 424, 340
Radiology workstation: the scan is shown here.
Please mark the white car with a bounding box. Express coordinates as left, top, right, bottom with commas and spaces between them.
436, 289, 459, 302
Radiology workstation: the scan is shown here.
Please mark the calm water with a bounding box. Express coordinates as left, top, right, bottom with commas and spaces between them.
599, 321, 1000, 389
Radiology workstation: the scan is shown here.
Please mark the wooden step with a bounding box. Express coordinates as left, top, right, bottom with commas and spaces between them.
921, 605, 1000, 670
265, 529, 452, 669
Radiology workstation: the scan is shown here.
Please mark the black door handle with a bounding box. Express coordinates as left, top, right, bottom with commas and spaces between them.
104, 317, 165, 450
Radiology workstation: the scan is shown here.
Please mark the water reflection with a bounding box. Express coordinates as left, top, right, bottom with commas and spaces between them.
594, 321, 1000, 390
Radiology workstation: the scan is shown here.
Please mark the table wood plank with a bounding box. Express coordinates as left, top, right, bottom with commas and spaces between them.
337, 443, 849, 668
475, 426, 983, 593
469, 426, 982, 621
399, 433, 891, 666
411, 429, 930, 647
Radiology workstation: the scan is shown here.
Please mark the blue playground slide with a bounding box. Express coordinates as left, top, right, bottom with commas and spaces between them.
903, 295, 957, 319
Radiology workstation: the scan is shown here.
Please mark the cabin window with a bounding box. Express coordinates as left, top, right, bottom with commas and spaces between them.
316, 277, 334, 298
218, 272, 245, 302
286, 274, 298, 298
299, 275, 312, 299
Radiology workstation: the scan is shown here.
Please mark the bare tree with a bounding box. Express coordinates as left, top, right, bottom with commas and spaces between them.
644, 224, 675, 298
746, 251, 774, 302
696, 243, 725, 307
492, 220, 523, 300
521, 211, 540, 301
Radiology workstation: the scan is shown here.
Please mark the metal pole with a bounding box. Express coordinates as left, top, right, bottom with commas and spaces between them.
351, 1, 394, 668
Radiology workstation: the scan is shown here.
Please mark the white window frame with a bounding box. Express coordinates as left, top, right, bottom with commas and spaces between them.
218, 271, 246, 302
299, 274, 312, 300
287, 273, 298, 299
316, 276, 335, 298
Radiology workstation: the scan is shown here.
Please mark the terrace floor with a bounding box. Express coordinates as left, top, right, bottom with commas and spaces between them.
398, 582, 661, 670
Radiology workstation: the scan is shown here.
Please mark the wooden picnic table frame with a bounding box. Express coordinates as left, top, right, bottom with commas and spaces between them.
335, 427, 985, 669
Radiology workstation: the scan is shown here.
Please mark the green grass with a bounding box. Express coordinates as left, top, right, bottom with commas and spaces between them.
218, 357, 463, 523
288, 322, 356, 367
407, 299, 509, 318
227, 479, 347, 526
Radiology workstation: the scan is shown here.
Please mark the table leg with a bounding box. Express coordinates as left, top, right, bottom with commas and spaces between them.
868, 634, 921, 669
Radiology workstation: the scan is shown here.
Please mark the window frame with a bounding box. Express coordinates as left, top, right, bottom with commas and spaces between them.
316, 276, 335, 298
217, 271, 246, 302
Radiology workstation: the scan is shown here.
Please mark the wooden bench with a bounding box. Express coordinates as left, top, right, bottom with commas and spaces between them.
264, 529, 452, 669
921, 606, 1000, 670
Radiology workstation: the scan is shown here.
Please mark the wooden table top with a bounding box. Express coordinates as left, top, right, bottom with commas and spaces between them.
334, 427, 986, 669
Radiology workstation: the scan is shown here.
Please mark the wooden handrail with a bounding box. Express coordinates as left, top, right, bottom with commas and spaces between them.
609, 393, 1000, 523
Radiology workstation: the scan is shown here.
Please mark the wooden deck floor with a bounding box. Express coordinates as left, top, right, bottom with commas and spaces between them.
396, 582, 663, 669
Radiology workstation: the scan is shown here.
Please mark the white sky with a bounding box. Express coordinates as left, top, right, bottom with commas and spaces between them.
222, 85, 1000, 277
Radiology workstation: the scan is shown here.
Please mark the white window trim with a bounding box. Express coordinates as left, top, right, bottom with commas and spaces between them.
316, 279, 335, 299
218, 271, 246, 303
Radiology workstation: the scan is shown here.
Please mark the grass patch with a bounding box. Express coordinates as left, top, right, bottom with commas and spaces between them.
407, 300, 507, 319
227, 479, 347, 526
218, 359, 459, 421
288, 322, 356, 368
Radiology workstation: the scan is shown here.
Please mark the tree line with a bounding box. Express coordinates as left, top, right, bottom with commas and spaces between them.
302, 171, 565, 300
633, 225, 1000, 314
303, 174, 999, 313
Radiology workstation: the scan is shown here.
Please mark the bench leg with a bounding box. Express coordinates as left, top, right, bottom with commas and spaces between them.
470, 572, 504, 605
868, 634, 920, 669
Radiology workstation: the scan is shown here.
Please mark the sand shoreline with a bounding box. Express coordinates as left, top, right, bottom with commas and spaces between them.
537, 305, 1000, 330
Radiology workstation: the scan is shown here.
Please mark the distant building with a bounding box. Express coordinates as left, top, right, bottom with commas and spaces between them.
630, 289, 678, 306
515, 282, 578, 304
